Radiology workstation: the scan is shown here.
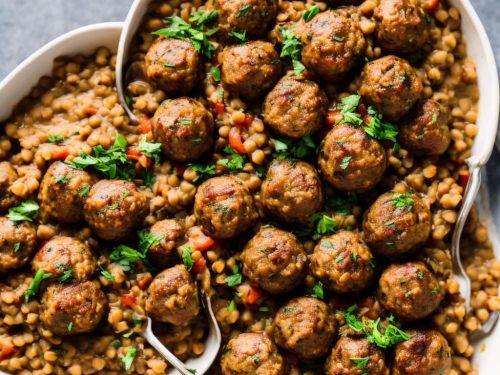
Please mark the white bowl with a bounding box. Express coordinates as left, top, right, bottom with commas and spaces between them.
0, 0, 499, 372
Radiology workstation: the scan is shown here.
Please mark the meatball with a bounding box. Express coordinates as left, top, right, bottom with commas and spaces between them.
318, 123, 387, 193
83, 180, 149, 241
377, 262, 444, 321
374, 0, 430, 54
392, 329, 451, 375
260, 158, 323, 225
220, 41, 281, 100
325, 336, 389, 375
152, 97, 214, 162
241, 227, 307, 294
0, 217, 37, 272
146, 265, 199, 325
362, 191, 431, 257
194, 176, 257, 239
38, 161, 97, 224
359, 55, 422, 120
0, 162, 20, 212
399, 100, 450, 156
310, 231, 376, 293
144, 37, 201, 95
301, 9, 366, 81
215, 0, 278, 38
263, 74, 328, 139
40, 280, 107, 336
274, 297, 336, 359
32, 236, 96, 282
146, 219, 185, 269
221, 333, 285, 375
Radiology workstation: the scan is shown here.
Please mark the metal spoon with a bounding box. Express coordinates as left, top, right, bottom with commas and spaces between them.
141, 288, 222, 375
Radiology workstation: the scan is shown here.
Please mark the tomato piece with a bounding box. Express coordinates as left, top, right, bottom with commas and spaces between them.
244, 286, 263, 305
192, 257, 207, 273
326, 110, 342, 126
137, 274, 153, 290
126, 147, 141, 161
138, 117, 152, 134
0, 343, 16, 360
213, 102, 225, 115
120, 292, 136, 307
423, 0, 439, 12
51, 147, 69, 161
83, 107, 97, 116
458, 170, 470, 190
190, 227, 215, 251
228, 126, 246, 154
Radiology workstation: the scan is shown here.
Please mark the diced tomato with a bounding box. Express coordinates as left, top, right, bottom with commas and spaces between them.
138, 117, 152, 134
126, 147, 141, 161
458, 170, 470, 190
0, 342, 16, 360
244, 286, 263, 305
234, 114, 253, 128
51, 147, 69, 160
83, 107, 97, 116
228, 126, 246, 154
213, 102, 225, 115
137, 274, 153, 290
120, 292, 136, 307
423, 0, 439, 12
326, 110, 342, 126
192, 257, 207, 273
190, 227, 215, 251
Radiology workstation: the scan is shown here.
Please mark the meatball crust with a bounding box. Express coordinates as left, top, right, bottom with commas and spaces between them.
374, 0, 430, 54
301, 9, 366, 81
260, 158, 323, 225
0, 217, 37, 272
144, 37, 201, 95
194, 176, 257, 239
241, 227, 307, 294
83, 180, 148, 241
152, 97, 214, 162
40, 280, 107, 336
377, 262, 444, 321
399, 100, 450, 156
215, 0, 278, 38
146, 265, 199, 325
0, 162, 20, 212
318, 123, 387, 193
325, 336, 389, 375
359, 55, 422, 120
146, 219, 185, 268
220, 41, 281, 100
263, 74, 328, 139
362, 191, 431, 257
32, 236, 96, 282
311, 231, 376, 293
38, 161, 97, 224
274, 297, 337, 359
221, 333, 285, 375
392, 329, 451, 375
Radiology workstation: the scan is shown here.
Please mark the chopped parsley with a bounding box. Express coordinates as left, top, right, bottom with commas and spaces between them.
350, 357, 370, 369
340, 156, 352, 170
47, 135, 65, 143
303, 5, 320, 22
237, 4, 251, 17
338, 94, 363, 126
58, 269, 73, 283
351, 253, 359, 262
310, 214, 337, 238
310, 281, 324, 300
110, 245, 147, 273
417, 271, 424, 280
259, 306, 270, 312
209, 65, 221, 82
7, 200, 40, 223
226, 264, 243, 287
365, 107, 398, 142
137, 229, 164, 254
24, 270, 52, 303
55, 175, 70, 184
143, 171, 156, 188
163, 61, 175, 68
332, 35, 345, 42
324, 193, 357, 215
176, 118, 192, 125
78, 186, 90, 197
391, 192, 414, 212
67, 321, 73, 333
138, 137, 162, 163
279, 27, 304, 75
189, 163, 216, 184
227, 300, 235, 313
251, 353, 261, 364
121, 347, 137, 372
217, 146, 246, 170
99, 266, 115, 281
384, 220, 395, 227
182, 246, 195, 271
271, 133, 316, 160
431, 112, 438, 123
189, 10, 218, 26
191, 137, 202, 144
13, 242, 21, 253
228, 29, 248, 42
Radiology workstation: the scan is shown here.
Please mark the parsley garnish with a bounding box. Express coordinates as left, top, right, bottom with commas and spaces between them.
209, 65, 221, 82
417, 271, 424, 280
228, 29, 248, 42
310, 281, 324, 299
340, 156, 352, 170
189, 10, 218, 26
7, 200, 39, 223
143, 171, 156, 188
310, 214, 336, 238
217, 146, 245, 170
391, 192, 414, 212
13, 242, 21, 252
47, 135, 65, 143
78, 186, 90, 197
58, 269, 73, 283
187, 369, 197, 375
237, 4, 251, 17
55, 175, 70, 184
121, 347, 137, 372
182, 246, 195, 271
189, 163, 216, 184
338, 95, 363, 126
365, 107, 398, 142
279, 27, 304, 75
226, 264, 243, 287
350, 357, 370, 369
110, 245, 146, 273
99, 266, 115, 281
324, 193, 357, 215
251, 353, 261, 363
138, 137, 162, 163
24, 270, 52, 303
67, 321, 73, 333
332, 35, 345, 42
259, 306, 270, 312
271, 133, 316, 160
227, 300, 235, 313
303, 5, 320, 22
137, 229, 164, 254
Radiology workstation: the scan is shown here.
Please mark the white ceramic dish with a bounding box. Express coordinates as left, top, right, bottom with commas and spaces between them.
0, 0, 498, 372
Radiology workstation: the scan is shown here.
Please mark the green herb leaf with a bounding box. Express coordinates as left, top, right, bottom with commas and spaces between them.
259, 306, 270, 312
251, 353, 261, 363
176, 118, 192, 125
332, 35, 345, 42
189, 10, 218, 26
121, 347, 137, 372
228, 29, 248, 42
365, 107, 398, 142
24, 269, 52, 303
58, 269, 73, 283
138, 137, 162, 164
226, 264, 243, 287
324, 193, 357, 215
137, 229, 164, 254
217, 146, 246, 170
303, 5, 320, 22
7, 200, 40, 223
227, 300, 235, 313
209, 65, 221, 82
338, 95, 363, 126
271, 134, 316, 160
143, 171, 156, 188
310, 281, 324, 300
47, 135, 66, 143
67, 321, 73, 333
189, 163, 216, 184
187, 369, 197, 375
237, 4, 251, 17
279, 27, 303, 76
391, 192, 414, 212
55, 175, 70, 184
340, 156, 352, 170
182, 246, 195, 271
417, 271, 424, 280
110, 245, 146, 273
99, 266, 115, 281
13, 242, 21, 253
310, 214, 337, 237
78, 186, 90, 197
164, 61, 176, 68
350, 357, 370, 369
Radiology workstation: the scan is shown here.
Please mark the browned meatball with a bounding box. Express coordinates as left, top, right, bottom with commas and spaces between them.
260, 158, 323, 225
221, 333, 285, 375
144, 37, 201, 95
146, 219, 185, 269
362, 191, 431, 257
325, 336, 389, 375
318, 123, 387, 193
40, 281, 107, 336
215, 0, 278, 38
194, 176, 257, 239
152, 97, 214, 162
359, 55, 422, 120
301, 9, 366, 81
220, 41, 281, 100
374, 0, 430, 54
32, 236, 96, 282
241, 227, 307, 294
311, 231, 376, 293
399, 100, 450, 156
145, 265, 199, 325
38, 161, 97, 224
274, 297, 337, 359
263, 74, 328, 139
0, 217, 37, 272
377, 262, 444, 321
0, 162, 20, 213
83, 180, 149, 241
392, 329, 451, 375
